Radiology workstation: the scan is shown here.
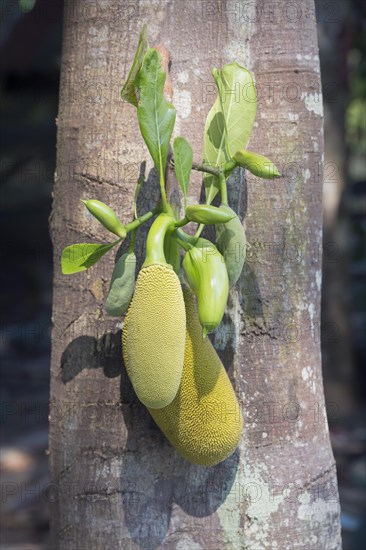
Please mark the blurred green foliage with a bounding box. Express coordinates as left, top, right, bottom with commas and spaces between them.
19, 0, 36, 13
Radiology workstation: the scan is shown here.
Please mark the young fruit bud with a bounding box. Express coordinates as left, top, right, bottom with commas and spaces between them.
234, 150, 281, 179
81, 199, 126, 239
183, 238, 229, 334
104, 252, 136, 317
185, 204, 235, 225
216, 205, 246, 287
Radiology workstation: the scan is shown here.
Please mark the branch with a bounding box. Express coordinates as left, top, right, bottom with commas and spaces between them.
192, 161, 220, 177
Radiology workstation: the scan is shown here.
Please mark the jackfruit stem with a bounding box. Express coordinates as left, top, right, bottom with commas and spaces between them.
219, 171, 228, 205
191, 161, 220, 177
143, 213, 175, 268
194, 173, 225, 239
194, 223, 205, 239
174, 216, 189, 228
175, 229, 197, 247
128, 228, 138, 254
174, 235, 191, 252
125, 205, 161, 233
205, 167, 229, 207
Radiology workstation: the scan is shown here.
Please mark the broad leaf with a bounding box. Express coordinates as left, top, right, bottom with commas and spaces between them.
105, 252, 137, 316
173, 137, 193, 206
61, 241, 119, 275
216, 64, 257, 157
136, 48, 176, 180
120, 24, 149, 107
203, 62, 257, 202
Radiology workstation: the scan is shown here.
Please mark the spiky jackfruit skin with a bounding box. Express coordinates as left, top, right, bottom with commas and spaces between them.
123, 288, 243, 466
122, 264, 186, 409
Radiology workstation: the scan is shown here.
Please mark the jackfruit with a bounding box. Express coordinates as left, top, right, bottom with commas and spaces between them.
123, 288, 243, 466
122, 263, 186, 409
183, 238, 229, 335
185, 204, 235, 224
81, 199, 126, 238
234, 149, 281, 179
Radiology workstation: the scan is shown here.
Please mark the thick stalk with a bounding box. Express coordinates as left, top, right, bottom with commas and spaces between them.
143, 213, 175, 267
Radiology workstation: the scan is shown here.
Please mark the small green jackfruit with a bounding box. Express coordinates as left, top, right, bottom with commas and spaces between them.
124, 289, 242, 466
81, 199, 126, 238
183, 238, 229, 335
185, 204, 235, 225
233, 150, 281, 179
216, 205, 246, 287
122, 264, 186, 409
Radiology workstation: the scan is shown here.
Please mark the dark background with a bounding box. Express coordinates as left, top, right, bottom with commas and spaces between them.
0, 1, 365, 548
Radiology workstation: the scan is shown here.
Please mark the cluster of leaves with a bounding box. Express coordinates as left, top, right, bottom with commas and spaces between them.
61, 25, 280, 315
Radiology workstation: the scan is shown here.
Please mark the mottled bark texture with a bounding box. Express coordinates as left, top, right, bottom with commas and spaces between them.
50, 1, 342, 548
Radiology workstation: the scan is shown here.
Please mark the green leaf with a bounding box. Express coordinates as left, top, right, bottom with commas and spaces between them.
216, 64, 257, 158
61, 241, 119, 275
120, 24, 149, 107
203, 62, 257, 202
173, 137, 193, 207
234, 150, 281, 179
185, 204, 236, 225
105, 252, 137, 316
136, 48, 176, 181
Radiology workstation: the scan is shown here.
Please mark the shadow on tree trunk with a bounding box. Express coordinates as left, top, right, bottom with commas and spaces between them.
60, 330, 240, 549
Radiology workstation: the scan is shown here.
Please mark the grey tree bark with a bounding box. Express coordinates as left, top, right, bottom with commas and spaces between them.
50, 1, 342, 548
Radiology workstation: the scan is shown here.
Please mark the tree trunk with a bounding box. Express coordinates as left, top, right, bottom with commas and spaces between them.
50, 1, 342, 548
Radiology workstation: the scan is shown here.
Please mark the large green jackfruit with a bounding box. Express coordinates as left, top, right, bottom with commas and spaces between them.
123, 288, 242, 466
122, 264, 186, 409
